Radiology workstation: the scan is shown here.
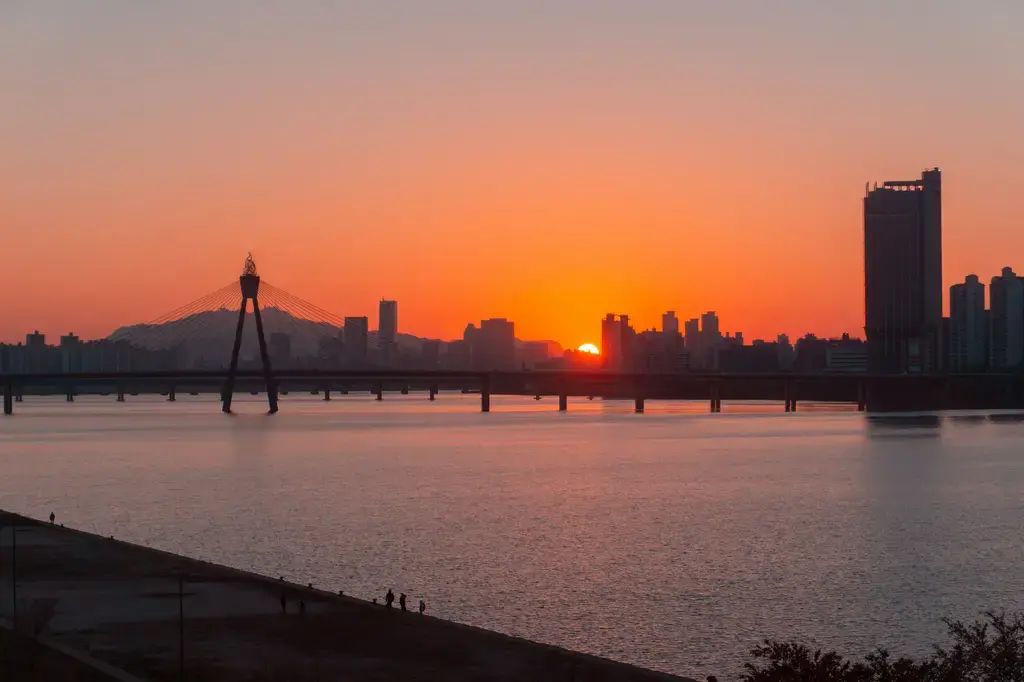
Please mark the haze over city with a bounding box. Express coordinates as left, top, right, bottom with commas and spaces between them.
4, 1, 1024, 347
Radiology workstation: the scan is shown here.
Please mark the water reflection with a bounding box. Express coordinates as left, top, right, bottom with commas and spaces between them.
987, 413, 1024, 424
867, 414, 942, 437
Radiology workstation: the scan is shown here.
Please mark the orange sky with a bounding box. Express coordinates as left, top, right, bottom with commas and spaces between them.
3, 2, 1024, 348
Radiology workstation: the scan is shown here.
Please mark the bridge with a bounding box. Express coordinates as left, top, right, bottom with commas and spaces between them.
3, 256, 1024, 415
4, 368, 1024, 416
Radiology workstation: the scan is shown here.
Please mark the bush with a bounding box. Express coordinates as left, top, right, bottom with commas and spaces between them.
740, 611, 1024, 682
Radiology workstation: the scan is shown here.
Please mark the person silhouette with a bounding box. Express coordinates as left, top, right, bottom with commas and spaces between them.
299, 600, 306, 617
418, 599, 425, 615
385, 589, 394, 608
399, 593, 407, 612
49, 511, 55, 524
280, 590, 286, 614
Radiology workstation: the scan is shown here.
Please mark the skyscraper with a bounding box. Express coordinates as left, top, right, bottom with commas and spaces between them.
378, 299, 398, 347
662, 311, 680, 336
601, 314, 635, 370
989, 267, 1023, 371
471, 318, 516, 370
863, 168, 943, 373
949, 275, 987, 372
343, 316, 369, 364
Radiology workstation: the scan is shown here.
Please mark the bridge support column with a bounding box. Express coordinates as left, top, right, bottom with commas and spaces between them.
116, 388, 125, 402
66, 392, 75, 402
481, 375, 491, 413
559, 393, 568, 412
168, 387, 176, 402
375, 383, 383, 401
401, 386, 410, 395
710, 383, 721, 413
224, 256, 278, 415
429, 385, 437, 401
856, 383, 867, 412
14, 393, 22, 403
784, 382, 797, 412
3, 381, 13, 416
323, 389, 331, 401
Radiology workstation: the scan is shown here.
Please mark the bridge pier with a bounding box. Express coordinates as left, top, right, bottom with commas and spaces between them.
323, 388, 331, 401
3, 381, 13, 415
784, 383, 797, 412
401, 386, 410, 395
429, 385, 438, 401
167, 386, 176, 402
559, 393, 568, 412
856, 383, 867, 412
481, 376, 491, 413
66, 392, 75, 402
267, 383, 279, 414
116, 388, 125, 402
710, 383, 721, 413
15, 393, 22, 403
375, 383, 383, 401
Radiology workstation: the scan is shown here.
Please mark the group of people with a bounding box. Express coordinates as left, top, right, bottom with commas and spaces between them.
383, 588, 425, 615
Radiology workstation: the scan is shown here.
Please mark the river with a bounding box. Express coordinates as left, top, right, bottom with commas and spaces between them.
1, 394, 1022, 679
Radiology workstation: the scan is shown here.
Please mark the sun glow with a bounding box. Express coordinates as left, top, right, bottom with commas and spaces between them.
578, 343, 600, 355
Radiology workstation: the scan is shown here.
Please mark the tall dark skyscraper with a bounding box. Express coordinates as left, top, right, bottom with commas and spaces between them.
378, 299, 398, 347
989, 267, 1023, 370
863, 168, 943, 373
949, 274, 987, 372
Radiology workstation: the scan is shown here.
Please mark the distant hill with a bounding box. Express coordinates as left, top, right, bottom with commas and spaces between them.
109, 307, 560, 362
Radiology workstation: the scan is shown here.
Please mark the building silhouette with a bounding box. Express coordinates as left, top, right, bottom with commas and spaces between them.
863, 168, 943, 373
949, 274, 987, 372
378, 301, 397, 348
989, 267, 1023, 371
468, 318, 516, 370
662, 311, 679, 337
601, 314, 635, 370
343, 316, 369, 364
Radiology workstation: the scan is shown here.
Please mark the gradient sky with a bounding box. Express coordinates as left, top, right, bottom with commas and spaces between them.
3, 1, 1024, 347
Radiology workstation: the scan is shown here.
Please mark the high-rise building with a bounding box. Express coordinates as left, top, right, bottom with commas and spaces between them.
989, 267, 1023, 371
949, 274, 987, 372
700, 312, 720, 340
601, 314, 635, 370
343, 316, 369, 363
683, 318, 700, 348
26, 330, 45, 347
471, 318, 516, 370
378, 299, 398, 347
863, 168, 943, 373
662, 311, 679, 336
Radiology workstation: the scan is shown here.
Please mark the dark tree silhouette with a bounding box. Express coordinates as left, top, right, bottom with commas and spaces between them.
740, 611, 1024, 682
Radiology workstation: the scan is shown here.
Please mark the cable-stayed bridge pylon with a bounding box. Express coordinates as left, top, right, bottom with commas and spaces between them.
109, 255, 352, 414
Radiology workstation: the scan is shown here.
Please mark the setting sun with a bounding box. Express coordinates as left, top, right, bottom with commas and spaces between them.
578, 343, 600, 355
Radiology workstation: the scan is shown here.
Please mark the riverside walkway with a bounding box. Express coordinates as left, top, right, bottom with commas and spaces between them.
0, 511, 695, 681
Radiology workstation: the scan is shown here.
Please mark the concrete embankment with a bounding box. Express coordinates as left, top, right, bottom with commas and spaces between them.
0, 511, 696, 681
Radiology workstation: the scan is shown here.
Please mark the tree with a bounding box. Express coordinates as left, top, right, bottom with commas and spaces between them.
739, 612, 1024, 682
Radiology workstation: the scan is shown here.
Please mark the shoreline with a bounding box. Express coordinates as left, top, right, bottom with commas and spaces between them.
0, 510, 697, 681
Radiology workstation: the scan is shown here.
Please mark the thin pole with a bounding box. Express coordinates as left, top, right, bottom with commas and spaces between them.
178, 575, 184, 682
11, 527, 16, 629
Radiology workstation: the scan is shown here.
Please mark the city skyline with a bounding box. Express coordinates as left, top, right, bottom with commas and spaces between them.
4, 3, 1024, 346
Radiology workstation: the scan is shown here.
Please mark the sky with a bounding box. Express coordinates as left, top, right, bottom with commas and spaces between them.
2, 1, 1024, 348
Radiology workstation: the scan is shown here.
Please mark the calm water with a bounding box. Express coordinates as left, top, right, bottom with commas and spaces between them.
2, 394, 1024, 679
